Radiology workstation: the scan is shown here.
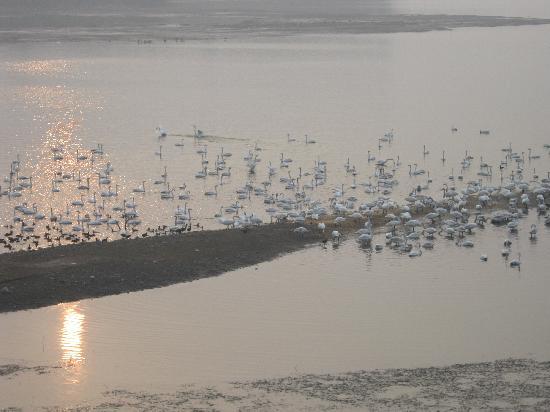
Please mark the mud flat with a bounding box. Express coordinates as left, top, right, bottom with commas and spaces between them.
236, 358, 550, 411
2, 359, 549, 410
0, 222, 331, 313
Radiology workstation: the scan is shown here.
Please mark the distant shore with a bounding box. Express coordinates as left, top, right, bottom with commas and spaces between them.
1, 14, 549, 44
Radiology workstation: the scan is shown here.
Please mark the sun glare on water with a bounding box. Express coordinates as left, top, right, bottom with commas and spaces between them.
59, 303, 86, 373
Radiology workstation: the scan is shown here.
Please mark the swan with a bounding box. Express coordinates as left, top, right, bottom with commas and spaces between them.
214, 206, 223, 218
422, 241, 434, 249
76, 149, 88, 161
204, 185, 218, 196
100, 185, 118, 198
51, 180, 61, 193
21, 224, 35, 233
126, 198, 137, 209
59, 215, 72, 225
357, 233, 372, 245
510, 253, 521, 267
77, 177, 90, 191
124, 209, 138, 219
219, 217, 235, 228
529, 224, 537, 239
156, 126, 167, 137
293, 227, 308, 236
71, 195, 84, 207
98, 173, 111, 185
178, 191, 191, 200
19, 177, 32, 188
133, 181, 146, 193
34, 207, 45, 220
195, 169, 207, 178
160, 185, 174, 199
193, 126, 204, 139
528, 148, 541, 159
305, 134, 316, 144
408, 164, 425, 176
367, 151, 375, 162
226, 204, 240, 214
408, 247, 422, 257
88, 192, 97, 204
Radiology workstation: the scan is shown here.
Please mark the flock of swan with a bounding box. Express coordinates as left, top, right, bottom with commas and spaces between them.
1, 126, 550, 269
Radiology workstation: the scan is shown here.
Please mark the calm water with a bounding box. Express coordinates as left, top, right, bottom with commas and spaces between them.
1, 0, 550, 409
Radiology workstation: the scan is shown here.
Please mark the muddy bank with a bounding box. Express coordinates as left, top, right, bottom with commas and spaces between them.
2, 358, 549, 410
0, 222, 335, 313
237, 358, 550, 411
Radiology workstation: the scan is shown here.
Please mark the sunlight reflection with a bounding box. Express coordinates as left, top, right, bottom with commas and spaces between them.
0, 77, 116, 246
5, 60, 71, 76
60, 303, 86, 372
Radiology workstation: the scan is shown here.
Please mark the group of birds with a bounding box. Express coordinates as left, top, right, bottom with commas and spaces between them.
1, 126, 549, 265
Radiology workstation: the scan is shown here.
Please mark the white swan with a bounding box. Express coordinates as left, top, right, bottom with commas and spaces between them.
529, 224, 537, 239
133, 181, 146, 193
510, 253, 521, 267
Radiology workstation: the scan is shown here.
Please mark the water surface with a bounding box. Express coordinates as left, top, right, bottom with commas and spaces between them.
1, 0, 550, 409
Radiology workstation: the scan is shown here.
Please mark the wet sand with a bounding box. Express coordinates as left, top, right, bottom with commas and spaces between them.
0, 221, 335, 313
